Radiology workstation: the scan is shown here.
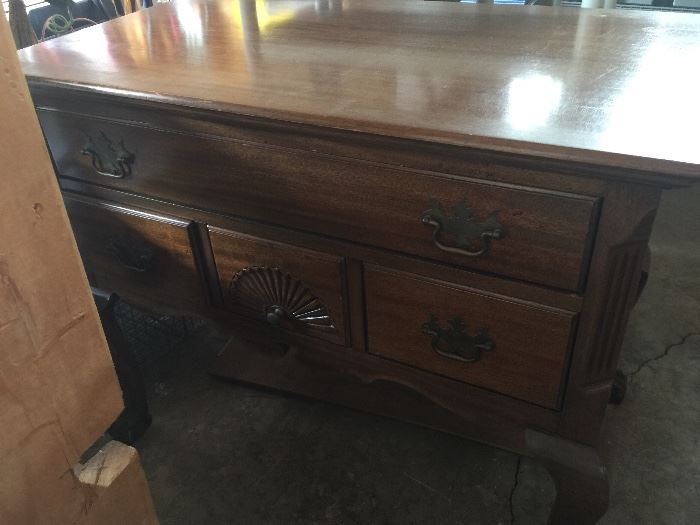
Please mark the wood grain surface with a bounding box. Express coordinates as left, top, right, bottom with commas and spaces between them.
365, 266, 576, 408
64, 194, 205, 314
208, 226, 349, 345
18, 0, 700, 182
39, 109, 599, 291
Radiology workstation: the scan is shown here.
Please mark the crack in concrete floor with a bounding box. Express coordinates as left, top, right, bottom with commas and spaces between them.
508, 456, 522, 525
628, 332, 700, 380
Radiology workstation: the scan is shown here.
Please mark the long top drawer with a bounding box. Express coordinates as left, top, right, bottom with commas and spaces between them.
40, 110, 599, 291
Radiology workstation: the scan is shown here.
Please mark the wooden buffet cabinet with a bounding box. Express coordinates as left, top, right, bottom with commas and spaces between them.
19, 1, 700, 522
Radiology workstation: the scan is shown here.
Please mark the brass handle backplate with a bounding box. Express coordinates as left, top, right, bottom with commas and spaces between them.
105, 240, 154, 273
81, 131, 135, 178
421, 314, 494, 363
421, 200, 505, 257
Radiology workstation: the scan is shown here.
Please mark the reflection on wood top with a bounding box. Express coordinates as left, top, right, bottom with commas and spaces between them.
18, 0, 700, 181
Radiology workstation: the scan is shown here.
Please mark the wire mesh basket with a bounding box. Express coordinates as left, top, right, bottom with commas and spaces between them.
114, 301, 205, 366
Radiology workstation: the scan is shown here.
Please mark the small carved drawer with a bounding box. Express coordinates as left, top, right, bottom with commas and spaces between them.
208, 227, 348, 346
364, 266, 577, 409
64, 194, 204, 312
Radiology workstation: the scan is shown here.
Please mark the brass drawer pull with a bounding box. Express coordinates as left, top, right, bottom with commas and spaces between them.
105, 240, 154, 273
421, 200, 505, 257
421, 314, 494, 363
81, 131, 135, 178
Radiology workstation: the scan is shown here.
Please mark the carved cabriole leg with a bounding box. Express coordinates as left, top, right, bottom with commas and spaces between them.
525, 430, 609, 525
558, 183, 662, 445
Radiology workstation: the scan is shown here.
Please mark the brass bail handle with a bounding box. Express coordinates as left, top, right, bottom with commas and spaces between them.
421, 200, 505, 258
81, 131, 135, 179
421, 314, 494, 363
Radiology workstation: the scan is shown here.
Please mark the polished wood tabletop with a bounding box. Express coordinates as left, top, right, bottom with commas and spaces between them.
18, 0, 700, 180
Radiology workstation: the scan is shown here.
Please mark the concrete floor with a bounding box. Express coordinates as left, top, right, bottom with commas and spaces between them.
135, 186, 700, 525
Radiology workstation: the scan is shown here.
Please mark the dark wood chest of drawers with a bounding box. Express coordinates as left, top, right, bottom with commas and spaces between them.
20, 1, 700, 523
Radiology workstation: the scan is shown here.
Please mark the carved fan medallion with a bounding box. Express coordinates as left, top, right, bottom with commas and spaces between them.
227, 266, 335, 330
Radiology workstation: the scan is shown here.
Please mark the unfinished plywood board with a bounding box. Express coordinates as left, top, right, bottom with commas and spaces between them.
73, 441, 157, 525
0, 13, 141, 524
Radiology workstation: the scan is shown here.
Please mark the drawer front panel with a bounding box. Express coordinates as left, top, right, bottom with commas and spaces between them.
208, 227, 347, 345
364, 266, 576, 408
41, 110, 597, 291
64, 195, 204, 311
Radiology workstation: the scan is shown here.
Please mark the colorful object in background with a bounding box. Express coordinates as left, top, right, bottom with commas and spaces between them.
6, 0, 156, 50
41, 0, 96, 39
